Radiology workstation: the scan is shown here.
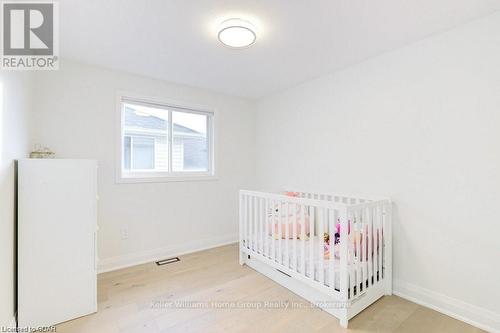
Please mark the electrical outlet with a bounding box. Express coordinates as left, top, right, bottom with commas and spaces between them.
120, 228, 129, 240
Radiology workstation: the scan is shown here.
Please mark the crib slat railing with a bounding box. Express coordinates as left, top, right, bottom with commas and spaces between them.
348, 203, 387, 300
373, 207, 380, 284
373, 205, 379, 284
348, 210, 354, 298
300, 205, 306, 276
374, 205, 379, 283
244, 190, 349, 210
328, 209, 335, 289
339, 207, 349, 300
363, 207, 369, 291
360, 208, 365, 293
255, 197, 259, 253
376, 205, 383, 283
309, 206, 315, 280
245, 195, 249, 250
248, 196, 252, 251
351, 209, 356, 296
262, 198, 266, 255
270, 199, 276, 263
318, 207, 325, 285
355, 209, 362, 296
250, 196, 254, 250
367, 207, 373, 287
376, 205, 380, 285
278, 201, 283, 265
239, 193, 244, 264
285, 202, 292, 268
253, 196, 258, 253
259, 198, 263, 255
268, 199, 271, 259
292, 203, 297, 271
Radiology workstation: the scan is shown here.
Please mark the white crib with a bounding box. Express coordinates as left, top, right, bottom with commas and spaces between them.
239, 190, 392, 328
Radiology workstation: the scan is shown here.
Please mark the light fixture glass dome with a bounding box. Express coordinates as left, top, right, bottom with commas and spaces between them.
217, 18, 256, 48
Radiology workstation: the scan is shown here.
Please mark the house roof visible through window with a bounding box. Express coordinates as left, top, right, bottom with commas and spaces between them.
124, 107, 201, 135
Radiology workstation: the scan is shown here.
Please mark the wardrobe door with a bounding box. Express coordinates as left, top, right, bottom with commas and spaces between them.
18, 159, 97, 328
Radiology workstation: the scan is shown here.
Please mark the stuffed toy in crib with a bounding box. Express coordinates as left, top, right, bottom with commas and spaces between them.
323, 230, 340, 260
323, 220, 380, 260
267, 191, 310, 239
267, 205, 310, 239
323, 221, 354, 259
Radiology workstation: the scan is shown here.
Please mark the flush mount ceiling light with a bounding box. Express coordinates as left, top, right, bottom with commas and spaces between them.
217, 18, 257, 48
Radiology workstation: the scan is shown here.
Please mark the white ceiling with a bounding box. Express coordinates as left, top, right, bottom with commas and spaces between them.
60, 0, 500, 99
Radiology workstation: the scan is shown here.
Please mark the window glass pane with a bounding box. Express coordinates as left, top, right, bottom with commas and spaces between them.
132, 137, 155, 169
123, 103, 168, 171
172, 111, 209, 172
123, 136, 131, 170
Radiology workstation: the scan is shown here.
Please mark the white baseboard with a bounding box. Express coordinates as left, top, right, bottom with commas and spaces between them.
394, 279, 499, 333
97, 233, 238, 273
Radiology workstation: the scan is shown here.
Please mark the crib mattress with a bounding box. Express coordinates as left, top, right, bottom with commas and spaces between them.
245, 234, 379, 290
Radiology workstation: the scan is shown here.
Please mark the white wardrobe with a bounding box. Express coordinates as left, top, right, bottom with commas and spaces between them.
18, 159, 98, 328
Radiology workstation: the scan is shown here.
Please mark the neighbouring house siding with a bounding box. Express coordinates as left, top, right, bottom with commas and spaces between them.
172, 137, 184, 171
155, 136, 168, 170
181, 136, 208, 171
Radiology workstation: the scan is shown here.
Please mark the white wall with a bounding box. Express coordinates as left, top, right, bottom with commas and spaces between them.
255, 13, 500, 331
0, 72, 32, 327
31, 61, 255, 272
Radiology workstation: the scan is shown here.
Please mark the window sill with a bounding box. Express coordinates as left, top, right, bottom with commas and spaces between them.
116, 174, 218, 184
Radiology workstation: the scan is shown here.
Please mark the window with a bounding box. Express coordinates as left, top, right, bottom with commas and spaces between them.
118, 96, 214, 182
124, 136, 156, 170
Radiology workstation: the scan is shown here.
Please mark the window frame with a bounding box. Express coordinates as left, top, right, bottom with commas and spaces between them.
116, 93, 216, 183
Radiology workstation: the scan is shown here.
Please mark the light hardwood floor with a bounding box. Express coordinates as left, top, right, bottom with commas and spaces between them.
57, 244, 484, 333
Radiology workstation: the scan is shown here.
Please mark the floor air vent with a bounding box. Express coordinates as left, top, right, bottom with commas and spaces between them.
156, 257, 180, 266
